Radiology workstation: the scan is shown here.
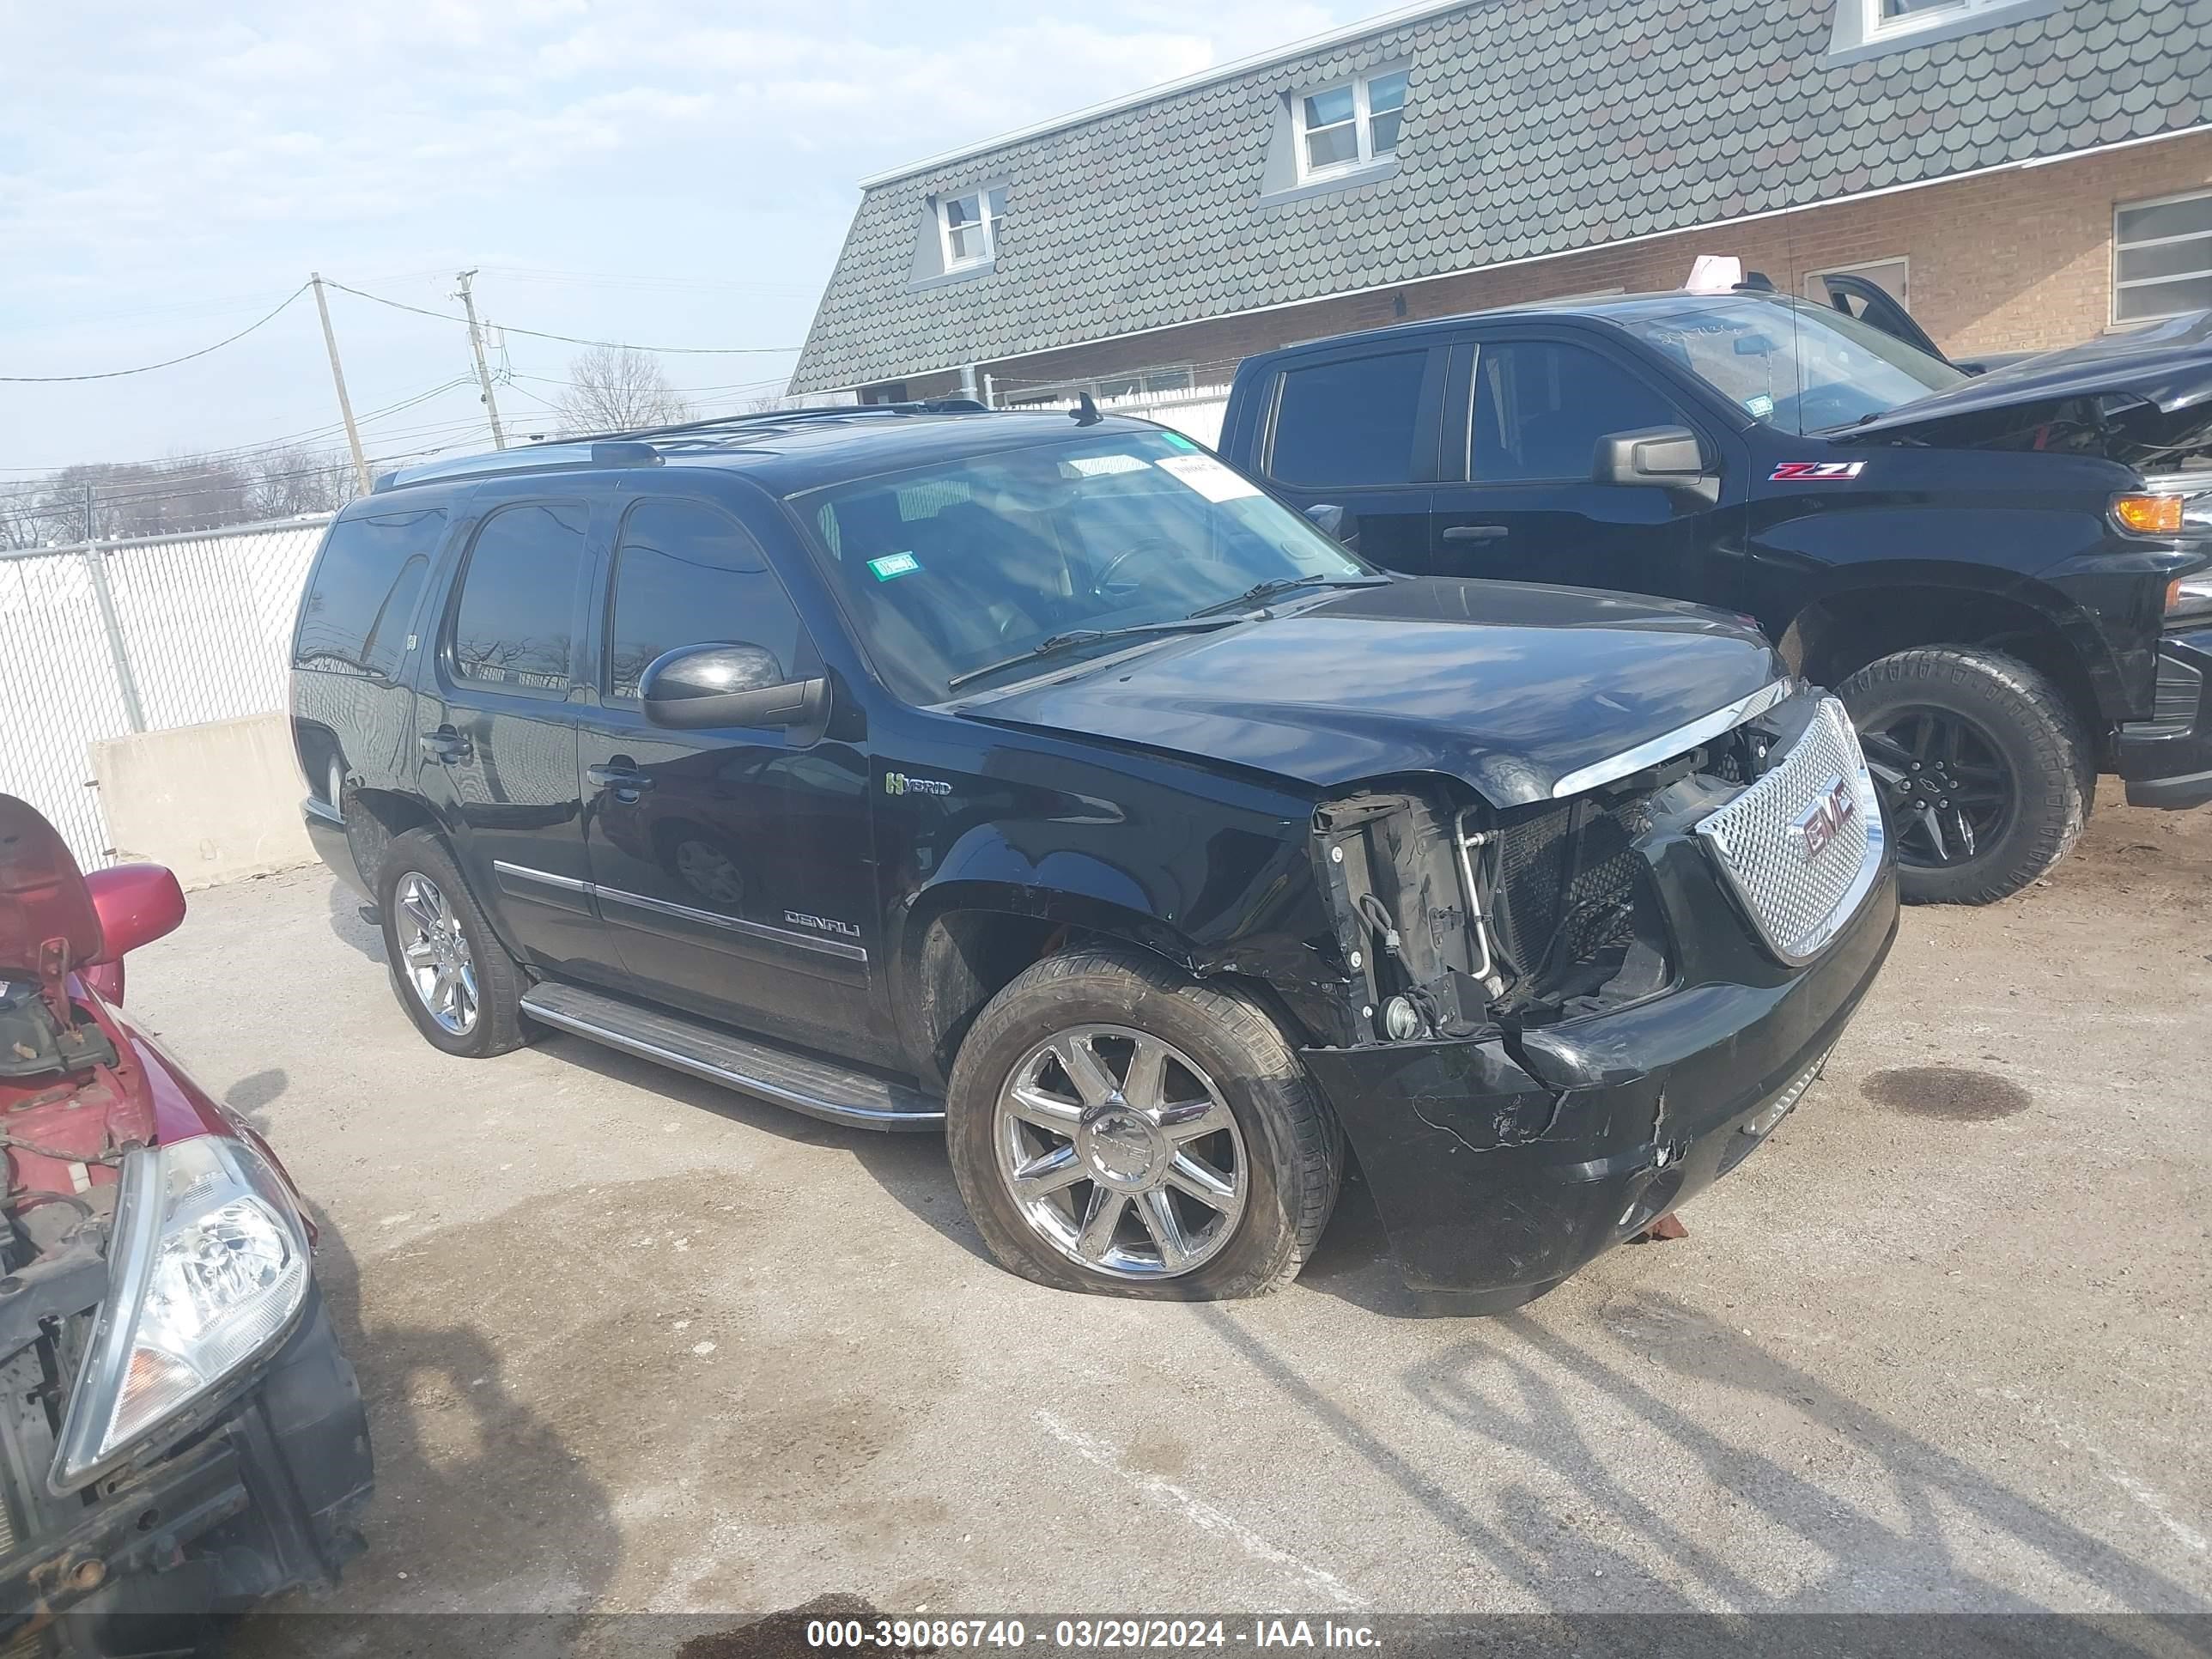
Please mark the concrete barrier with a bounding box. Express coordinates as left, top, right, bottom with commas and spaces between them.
92, 712, 315, 888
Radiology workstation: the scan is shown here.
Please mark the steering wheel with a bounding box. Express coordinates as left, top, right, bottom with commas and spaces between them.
1091, 538, 1184, 600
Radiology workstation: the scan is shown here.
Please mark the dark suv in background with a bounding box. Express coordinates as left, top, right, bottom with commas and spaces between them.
291, 405, 1895, 1309
1219, 295, 2212, 904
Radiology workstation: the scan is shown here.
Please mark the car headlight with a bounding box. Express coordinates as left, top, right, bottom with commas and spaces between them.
2169, 574, 2212, 623
50, 1135, 311, 1493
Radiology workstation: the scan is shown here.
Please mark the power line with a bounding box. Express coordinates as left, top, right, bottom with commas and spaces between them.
325, 280, 800, 356
0, 285, 310, 383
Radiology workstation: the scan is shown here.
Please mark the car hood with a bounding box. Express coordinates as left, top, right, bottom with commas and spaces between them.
0, 793, 102, 977
964, 579, 1784, 808
1841, 307, 2212, 466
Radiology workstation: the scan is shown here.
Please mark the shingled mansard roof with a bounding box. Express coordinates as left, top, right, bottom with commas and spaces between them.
789, 0, 2210, 394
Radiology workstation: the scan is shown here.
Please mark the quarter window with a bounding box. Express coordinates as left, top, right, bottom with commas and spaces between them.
2115, 190, 2212, 324
294, 507, 447, 678
1268, 350, 1430, 488
449, 502, 588, 691
940, 187, 1007, 270
1471, 342, 1685, 483
1294, 68, 1408, 180
1803, 257, 1911, 311
606, 501, 805, 702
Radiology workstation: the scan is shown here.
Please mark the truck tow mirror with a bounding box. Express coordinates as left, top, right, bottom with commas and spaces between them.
1592, 426, 1718, 505
641, 641, 830, 732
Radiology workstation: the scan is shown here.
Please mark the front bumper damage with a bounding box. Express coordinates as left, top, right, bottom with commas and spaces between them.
1303, 802, 1899, 1309
2116, 624, 2212, 809
0, 1280, 371, 1656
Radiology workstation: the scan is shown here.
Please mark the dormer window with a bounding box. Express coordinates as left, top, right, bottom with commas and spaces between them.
1867, 0, 2008, 36
1294, 68, 1407, 182
940, 187, 1007, 270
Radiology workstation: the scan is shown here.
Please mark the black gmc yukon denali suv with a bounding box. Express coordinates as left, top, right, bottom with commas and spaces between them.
1220, 294, 2212, 905
291, 405, 1897, 1308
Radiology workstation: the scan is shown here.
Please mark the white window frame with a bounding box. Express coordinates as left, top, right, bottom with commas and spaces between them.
2113, 186, 2212, 327
1291, 67, 1407, 184
938, 188, 1002, 271
1863, 0, 1999, 40
1802, 256, 1911, 310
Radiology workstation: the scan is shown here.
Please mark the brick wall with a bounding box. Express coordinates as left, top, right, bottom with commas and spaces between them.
872, 128, 2212, 401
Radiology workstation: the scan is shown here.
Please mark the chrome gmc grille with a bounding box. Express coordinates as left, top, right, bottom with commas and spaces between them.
1694, 696, 1886, 964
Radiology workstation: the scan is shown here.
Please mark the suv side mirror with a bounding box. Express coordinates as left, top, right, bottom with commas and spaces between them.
641, 642, 830, 732
1593, 427, 1718, 504
1305, 502, 1358, 549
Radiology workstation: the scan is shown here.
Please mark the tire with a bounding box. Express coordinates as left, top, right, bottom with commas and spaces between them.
1836, 646, 2089, 906
374, 828, 530, 1057
945, 948, 1343, 1300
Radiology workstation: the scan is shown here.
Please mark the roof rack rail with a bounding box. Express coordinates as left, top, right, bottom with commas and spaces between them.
372, 441, 663, 494
577, 398, 989, 446
370, 399, 995, 492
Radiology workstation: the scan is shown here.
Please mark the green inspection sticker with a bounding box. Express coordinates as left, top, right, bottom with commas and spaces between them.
868, 552, 921, 580
1161, 432, 1198, 452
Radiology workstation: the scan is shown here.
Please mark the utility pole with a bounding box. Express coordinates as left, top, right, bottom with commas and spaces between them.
311, 273, 374, 496
454, 269, 507, 450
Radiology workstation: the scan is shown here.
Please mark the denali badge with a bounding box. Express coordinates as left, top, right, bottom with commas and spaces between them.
784, 910, 862, 939
1790, 775, 1859, 864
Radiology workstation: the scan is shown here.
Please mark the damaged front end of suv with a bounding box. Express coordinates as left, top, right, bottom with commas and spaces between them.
0, 796, 370, 1655
1300, 684, 1897, 1309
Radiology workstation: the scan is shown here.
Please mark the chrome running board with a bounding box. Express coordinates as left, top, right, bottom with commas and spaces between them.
519, 981, 945, 1133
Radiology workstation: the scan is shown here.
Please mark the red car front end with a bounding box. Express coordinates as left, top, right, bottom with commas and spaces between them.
0, 798, 371, 1655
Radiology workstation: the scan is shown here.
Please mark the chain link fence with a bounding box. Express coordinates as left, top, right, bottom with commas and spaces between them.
0, 515, 331, 869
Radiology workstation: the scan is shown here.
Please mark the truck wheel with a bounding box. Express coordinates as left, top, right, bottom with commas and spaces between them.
374, 829, 529, 1057
1837, 646, 2087, 906
946, 949, 1343, 1300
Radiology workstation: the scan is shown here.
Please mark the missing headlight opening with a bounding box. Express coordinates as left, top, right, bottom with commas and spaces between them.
1316, 710, 1790, 1045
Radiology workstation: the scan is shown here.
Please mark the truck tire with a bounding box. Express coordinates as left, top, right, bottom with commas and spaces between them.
374, 828, 530, 1057
946, 949, 1343, 1300
1837, 646, 2088, 906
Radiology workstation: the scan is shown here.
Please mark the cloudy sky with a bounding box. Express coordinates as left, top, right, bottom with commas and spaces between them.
0, 0, 1382, 478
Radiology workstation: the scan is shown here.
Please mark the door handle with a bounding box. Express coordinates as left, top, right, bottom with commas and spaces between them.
586, 763, 655, 793
420, 728, 472, 763
1443, 524, 1510, 543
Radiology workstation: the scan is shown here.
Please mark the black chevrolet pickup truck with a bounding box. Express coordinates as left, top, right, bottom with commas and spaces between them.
1219, 294, 2212, 904
291, 404, 1896, 1308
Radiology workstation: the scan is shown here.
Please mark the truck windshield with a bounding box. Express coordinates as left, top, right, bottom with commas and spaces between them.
1618, 295, 1967, 434
789, 429, 1377, 701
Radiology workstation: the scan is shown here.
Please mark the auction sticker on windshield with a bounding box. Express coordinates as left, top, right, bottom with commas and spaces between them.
868, 552, 922, 580
1157, 453, 1261, 503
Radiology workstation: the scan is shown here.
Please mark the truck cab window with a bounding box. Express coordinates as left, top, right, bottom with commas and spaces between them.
1472, 340, 1685, 483
1267, 350, 1430, 487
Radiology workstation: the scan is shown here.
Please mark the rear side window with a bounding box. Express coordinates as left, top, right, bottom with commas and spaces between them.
1472, 340, 1685, 483
1267, 350, 1429, 488
606, 501, 806, 702
449, 502, 589, 692
294, 507, 447, 678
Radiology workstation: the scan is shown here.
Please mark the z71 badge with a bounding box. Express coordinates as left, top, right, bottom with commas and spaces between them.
1770, 461, 1867, 481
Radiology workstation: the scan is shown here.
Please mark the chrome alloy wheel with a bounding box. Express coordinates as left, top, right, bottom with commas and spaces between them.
993, 1024, 1248, 1279
396, 872, 479, 1036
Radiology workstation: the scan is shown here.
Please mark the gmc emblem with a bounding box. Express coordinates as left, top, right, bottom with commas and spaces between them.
1791, 776, 1858, 864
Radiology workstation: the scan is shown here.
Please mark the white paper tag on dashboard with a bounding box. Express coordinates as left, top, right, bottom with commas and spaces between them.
1155, 453, 1260, 503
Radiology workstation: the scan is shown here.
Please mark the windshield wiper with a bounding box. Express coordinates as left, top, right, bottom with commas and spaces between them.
945, 617, 1242, 694
1185, 574, 1390, 619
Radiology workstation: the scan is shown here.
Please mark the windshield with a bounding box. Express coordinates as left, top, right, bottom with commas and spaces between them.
1618, 295, 1967, 434
789, 429, 1375, 701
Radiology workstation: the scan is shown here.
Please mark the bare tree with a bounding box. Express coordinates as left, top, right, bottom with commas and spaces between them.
553, 347, 693, 434
250, 446, 361, 518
